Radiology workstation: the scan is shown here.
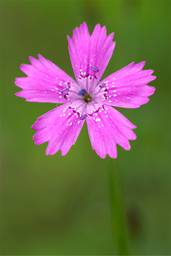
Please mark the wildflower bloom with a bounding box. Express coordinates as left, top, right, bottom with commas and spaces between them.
15, 23, 156, 158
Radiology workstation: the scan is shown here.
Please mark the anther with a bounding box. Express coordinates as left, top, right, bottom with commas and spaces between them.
78, 89, 87, 96
91, 66, 99, 73
78, 89, 92, 103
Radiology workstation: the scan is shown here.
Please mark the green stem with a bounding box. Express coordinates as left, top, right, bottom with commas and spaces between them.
108, 163, 129, 255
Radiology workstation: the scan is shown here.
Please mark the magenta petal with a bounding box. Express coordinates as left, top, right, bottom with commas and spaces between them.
67, 22, 90, 81
86, 106, 136, 159
68, 22, 115, 81
102, 61, 156, 108
32, 105, 84, 156
15, 54, 74, 103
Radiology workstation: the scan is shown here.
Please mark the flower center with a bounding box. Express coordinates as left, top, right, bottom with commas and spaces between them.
83, 93, 92, 103
78, 89, 92, 103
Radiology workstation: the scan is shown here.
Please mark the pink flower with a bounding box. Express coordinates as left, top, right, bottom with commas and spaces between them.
15, 23, 156, 158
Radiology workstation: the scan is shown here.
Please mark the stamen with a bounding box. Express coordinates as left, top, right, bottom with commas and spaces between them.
84, 93, 92, 103
91, 66, 99, 73
78, 89, 92, 103
61, 88, 69, 98
80, 114, 87, 120
78, 88, 87, 96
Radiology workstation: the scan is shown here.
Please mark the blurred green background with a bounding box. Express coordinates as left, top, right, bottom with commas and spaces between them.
0, 0, 170, 255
